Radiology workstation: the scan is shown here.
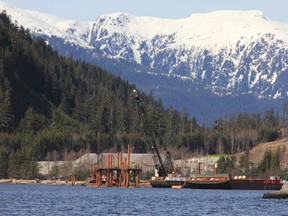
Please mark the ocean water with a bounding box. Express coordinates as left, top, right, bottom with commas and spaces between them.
0, 184, 286, 216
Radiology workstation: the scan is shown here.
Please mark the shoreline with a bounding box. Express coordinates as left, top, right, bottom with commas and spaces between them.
0, 179, 85, 186
0, 179, 152, 188
263, 182, 288, 199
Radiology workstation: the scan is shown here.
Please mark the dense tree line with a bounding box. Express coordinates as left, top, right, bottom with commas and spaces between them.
0, 11, 287, 179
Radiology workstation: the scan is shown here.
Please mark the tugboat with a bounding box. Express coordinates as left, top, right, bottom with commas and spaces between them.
149, 173, 188, 188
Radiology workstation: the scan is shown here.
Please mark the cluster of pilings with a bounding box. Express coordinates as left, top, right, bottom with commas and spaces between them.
87, 145, 141, 188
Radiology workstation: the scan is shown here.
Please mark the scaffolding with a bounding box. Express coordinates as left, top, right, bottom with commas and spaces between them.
87, 145, 141, 188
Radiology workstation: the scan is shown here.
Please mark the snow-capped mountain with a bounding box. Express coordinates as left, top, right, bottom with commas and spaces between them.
2, 1, 288, 121
89, 11, 288, 99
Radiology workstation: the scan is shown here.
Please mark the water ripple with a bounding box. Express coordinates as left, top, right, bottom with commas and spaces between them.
0, 184, 286, 216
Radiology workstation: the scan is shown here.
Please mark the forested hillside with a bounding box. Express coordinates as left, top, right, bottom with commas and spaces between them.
0, 11, 287, 179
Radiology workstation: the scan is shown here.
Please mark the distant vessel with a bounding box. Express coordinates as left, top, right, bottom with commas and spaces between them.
228, 175, 283, 190
149, 174, 283, 190
183, 174, 230, 190
149, 175, 188, 188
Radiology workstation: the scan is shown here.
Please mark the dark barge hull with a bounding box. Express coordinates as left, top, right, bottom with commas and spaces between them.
150, 179, 283, 190
149, 180, 185, 188
183, 180, 230, 190
229, 179, 283, 190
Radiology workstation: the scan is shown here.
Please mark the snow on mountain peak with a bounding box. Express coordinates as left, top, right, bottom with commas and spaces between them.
2, 1, 288, 49
97, 12, 133, 25
0, 1, 92, 48
2, 1, 288, 100
90, 10, 288, 52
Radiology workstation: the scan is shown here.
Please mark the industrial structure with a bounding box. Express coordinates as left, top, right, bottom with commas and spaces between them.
133, 89, 174, 177
87, 144, 142, 188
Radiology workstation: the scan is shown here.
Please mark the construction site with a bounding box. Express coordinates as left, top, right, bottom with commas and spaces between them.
87, 144, 141, 188
37, 89, 220, 187
37, 152, 219, 186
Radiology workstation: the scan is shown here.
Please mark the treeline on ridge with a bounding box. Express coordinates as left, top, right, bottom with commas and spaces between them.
0, 11, 288, 179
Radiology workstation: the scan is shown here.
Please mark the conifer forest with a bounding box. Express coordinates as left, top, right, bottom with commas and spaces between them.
0, 12, 287, 179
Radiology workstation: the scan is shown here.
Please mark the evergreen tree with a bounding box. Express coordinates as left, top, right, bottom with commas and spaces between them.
0, 146, 9, 178
0, 78, 14, 132
217, 155, 236, 175
239, 148, 250, 174
257, 148, 273, 176
18, 107, 49, 133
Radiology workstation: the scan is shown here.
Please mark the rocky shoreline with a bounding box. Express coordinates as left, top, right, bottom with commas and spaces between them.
0, 179, 152, 187
263, 182, 288, 199
5, 178, 286, 192
0, 179, 86, 186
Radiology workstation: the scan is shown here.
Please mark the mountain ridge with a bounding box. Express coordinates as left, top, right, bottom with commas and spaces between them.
2, 1, 288, 121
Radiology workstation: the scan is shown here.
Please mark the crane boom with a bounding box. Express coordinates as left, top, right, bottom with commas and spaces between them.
133, 89, 173, 177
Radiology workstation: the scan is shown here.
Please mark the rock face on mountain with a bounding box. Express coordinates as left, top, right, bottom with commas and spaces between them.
2, 1, 288, 121
88, 11, 288, 99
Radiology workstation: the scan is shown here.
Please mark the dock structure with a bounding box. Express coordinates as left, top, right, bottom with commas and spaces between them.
87, 145, 141, 188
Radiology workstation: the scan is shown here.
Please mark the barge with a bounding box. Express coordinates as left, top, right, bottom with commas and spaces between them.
229, 178, 283, 190
150, 174, 283, 190
183, 174, 230, 189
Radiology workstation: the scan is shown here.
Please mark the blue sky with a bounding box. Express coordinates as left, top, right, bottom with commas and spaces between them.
3, 0, 288, 23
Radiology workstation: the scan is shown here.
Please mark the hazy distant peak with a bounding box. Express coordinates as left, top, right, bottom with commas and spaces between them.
187, 10, 269, 20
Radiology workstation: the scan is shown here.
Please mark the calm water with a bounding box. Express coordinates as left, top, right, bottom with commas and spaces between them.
0, 184, 286, 216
